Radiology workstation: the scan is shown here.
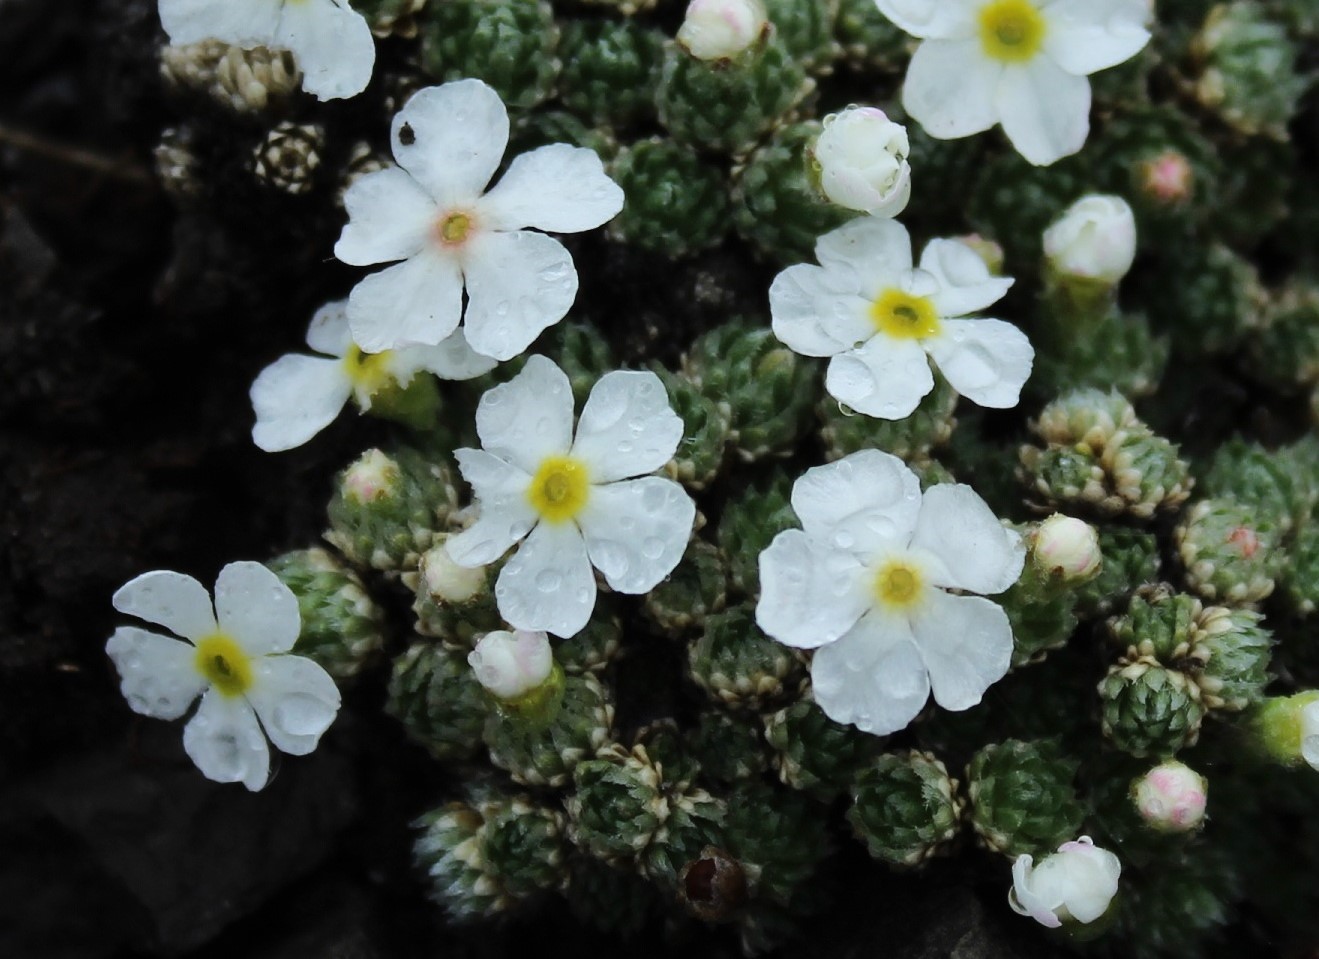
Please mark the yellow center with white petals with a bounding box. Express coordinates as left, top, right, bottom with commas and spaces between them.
195, 633, 254, 697
979, 0, 1046, 62
527, 456, 591, 524
870, 288, 942, 340
342, 344, 395, 399
436, 211, 474, 246
873, 559, 926, 610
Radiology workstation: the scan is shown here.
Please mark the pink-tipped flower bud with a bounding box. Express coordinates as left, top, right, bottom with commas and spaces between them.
814, 106, 912, 218
468, 629, 554, 700
676, 0, 767, 60
1131, 760, 1208, 833
341, 448, 398, 503
1032, 514, 1102, 582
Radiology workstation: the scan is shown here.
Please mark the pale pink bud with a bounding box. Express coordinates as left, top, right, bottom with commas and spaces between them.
341, 448, 398, 503
1032, 514, 1102, 581
676, 0, 767, 60
468, 629, 554, 700
1131, 761, 1208, 833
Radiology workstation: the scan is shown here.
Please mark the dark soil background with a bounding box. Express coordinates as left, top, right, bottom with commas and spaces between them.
0, 1, 1070, 956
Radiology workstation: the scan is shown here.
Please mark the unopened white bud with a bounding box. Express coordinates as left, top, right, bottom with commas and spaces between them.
676, 0, 767, 60
1009, 836, 1121, 929
814, 106, 912, 218
1043, 195, 1137, 285
419, 543, 486, 605
468, 629, 553, 700
1131, 760, 1207, 833
1032, 514, 1102, 581
341, 448, 398, 503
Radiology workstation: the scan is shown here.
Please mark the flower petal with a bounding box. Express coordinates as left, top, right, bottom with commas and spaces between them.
106, 626, 206, 720
346, 250, 463, 353
495, 521, 597, 638
183, 689, 270, 791
910, 590, 1013, 711
571, 370, 684, 483
814, 218, 914, 297
250, 354, 352, 452
158, 0, 280, 45
577, 477, 696, 593
790, 450, 923, 556
810, 609, 930, 736
825, 336, 934, 419
445, 448, 537, 567
305, 300, 353, 356
755, 530, 870, 649
113, 570, 217, 641
995, 58, 1091, 166
903, 39, 1003, 140
873, 0, 977, 39
475, 354, 575, 473
247, 655, 341, 756
393, 328, 499, 382
461, 231, 579, 362
391, 79, 509, 204
478, 143, 624, 234
335, 166, 436, 267
769, 263, 871, 357
274, 0, 374, 101
920, 239, 1015, 318
1043, 0, 1151, 76
909, 483, 1025, 594
214, 561, 301, 656
925, 318, 1034, 409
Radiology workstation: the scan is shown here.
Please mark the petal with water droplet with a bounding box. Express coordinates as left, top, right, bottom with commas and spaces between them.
247, 655, 341, 755
578, 477, 696, 593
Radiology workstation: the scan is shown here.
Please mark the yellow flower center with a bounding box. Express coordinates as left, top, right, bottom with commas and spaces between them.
874, 559, 926, 610
979, 0, 1046, 62
341, 345, 395, 399
436, 211, 474, 246
527, 455, 591, 524
194, 633, 254, 697
870, 289, 942, 340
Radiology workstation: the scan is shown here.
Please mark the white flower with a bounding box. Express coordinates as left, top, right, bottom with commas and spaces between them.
676, 0, 768, 60
158, 0, 375, 101
445, 356, 697, 638
469, 629, 554, 700
1131, 760, 1207, 833
1032, 513, 1101, 581
250, 300, 496, 452
877, 0, 1151, 165
769, 217, 1034, 419
814, 106, 912, 218
1043, 195, 1137, 284
1301, 697, 1319, 770
106, 561, 341, 791
1009, 836, 1121, 928
756, 450, 1024, 735
335, 79, 624, 360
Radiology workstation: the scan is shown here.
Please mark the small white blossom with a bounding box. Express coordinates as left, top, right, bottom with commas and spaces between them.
769, 218, 1034, 419
1009, 836, 1121, 928
676, 0, 768, 60
1032, 513, 1101, 581
445, 356, 697, 638
469, 629, 554, 700
877, 0, 1150, 165
1131, 760, 1208, 833
756, 450, 1024, 736
158, 0, 375, 101
106, 561, 341, 791
250, 300, 496, 452
814, 106, 912, 217
335, 79, 624, 360
1043, 195, 1137, 285
1301, 697, 1319, 770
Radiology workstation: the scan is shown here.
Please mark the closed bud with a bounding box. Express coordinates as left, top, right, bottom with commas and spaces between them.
1032, 514, 1102, 582
814, 106, 911, 217
676, 0, 767, 60
469, 630, 555, 700
1130, 760, 1207, 833
1043, 195, 1137, 286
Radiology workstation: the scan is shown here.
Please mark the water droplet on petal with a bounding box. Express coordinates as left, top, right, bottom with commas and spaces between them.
535, 569, 562, 593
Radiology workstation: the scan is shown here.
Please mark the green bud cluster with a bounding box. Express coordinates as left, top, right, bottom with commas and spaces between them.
486, 673, 615, 788
847, 751, 964, 866
687, 605, 806, 712
763, 699, 879, 801
267, 547, 385, 680
386, 640, 488, 762
966, 739, 1084, 857
420, 0, 560, 111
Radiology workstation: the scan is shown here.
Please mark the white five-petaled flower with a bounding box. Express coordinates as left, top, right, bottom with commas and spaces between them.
877, 0, 1151, 165
1009, 836, 1122, 928
249, 300, 496, 452
158, 0, 375, 101
335, 79, 625, 361
445, 356, 697, 639
756, 450, 1024, 736
769, 217, 1034, 419
106, 561, 341, 791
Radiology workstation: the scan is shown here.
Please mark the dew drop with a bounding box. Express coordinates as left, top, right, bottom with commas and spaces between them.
535, 569, 562, 593
642, 537, 665, 560
618, 440, 634, 454
833, 531, 854, 550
